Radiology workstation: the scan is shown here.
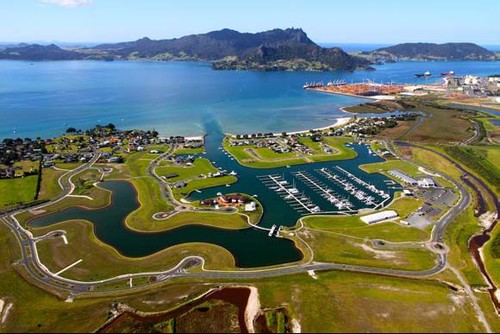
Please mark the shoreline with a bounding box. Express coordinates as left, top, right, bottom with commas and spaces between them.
224, 117, 352, 138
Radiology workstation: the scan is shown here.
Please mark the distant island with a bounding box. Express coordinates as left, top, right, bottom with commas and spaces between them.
0, 28, 372, 72
357, 42, 496, 62
1, 31, 497, 71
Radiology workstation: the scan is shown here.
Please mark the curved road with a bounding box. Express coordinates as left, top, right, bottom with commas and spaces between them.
0, 143, 471, 297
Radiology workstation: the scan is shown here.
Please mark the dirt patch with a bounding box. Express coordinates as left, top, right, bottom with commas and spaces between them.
98, 287, 257, 333
1, 302, 12, 324
359, 243, 398, 260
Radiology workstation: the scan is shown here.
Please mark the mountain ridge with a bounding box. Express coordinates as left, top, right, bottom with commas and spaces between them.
367, 42, 495, 61
0, 28, 372, 71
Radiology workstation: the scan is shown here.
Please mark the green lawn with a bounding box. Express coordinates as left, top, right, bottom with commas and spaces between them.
156, 158, 217, 182
125, 177, 174, 231
0, 176, 38, 209
172, 175, 238, 200
483, 223, 500, 288
174, 147, 205, 155
360, 159, 421, 177
38, 168, 65, 201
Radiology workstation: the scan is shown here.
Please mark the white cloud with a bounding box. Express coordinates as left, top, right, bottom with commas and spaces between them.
39, 0, 92, 7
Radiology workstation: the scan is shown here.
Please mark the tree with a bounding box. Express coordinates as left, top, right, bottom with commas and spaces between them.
107, 123, 116, 130
281, 132, 287, 138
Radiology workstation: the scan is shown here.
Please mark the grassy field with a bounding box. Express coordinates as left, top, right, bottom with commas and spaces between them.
444, 205, 488, 287
0, 176, 38, 210
38, 168, 65, 201
399, 103, 475, 144
360, 159, 420, 177
173, 147, 205, 155
155, 158, 217, 182
255, 270, 486, 332
54, 162, 84, 170
127, 210, 250, 233
376, 120, 417, 140
409, 146, 463, 180
125, 177, 174, 231
171, 175, 238, 200
0, 217, 496, 332
343, 100, 405, 114
0, 223, 113, 332
443, 145, 500, 195
35, 221, 237, 281
301, 228, 437, 271
483, 223, 500, 287
72, 168, 102, 196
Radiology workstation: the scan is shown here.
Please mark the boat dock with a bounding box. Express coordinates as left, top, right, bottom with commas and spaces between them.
317, 167, 384, 208
258, 174, 321, 214
335, 166, 390, 199
292, 171, 355, 212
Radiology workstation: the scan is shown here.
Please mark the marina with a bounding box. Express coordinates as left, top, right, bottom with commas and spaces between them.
317, 167, 391, 209
292, 171, 354, 213
258, 174, 321, 214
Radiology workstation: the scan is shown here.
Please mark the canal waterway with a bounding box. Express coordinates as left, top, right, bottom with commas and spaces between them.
29, 116, 397, 268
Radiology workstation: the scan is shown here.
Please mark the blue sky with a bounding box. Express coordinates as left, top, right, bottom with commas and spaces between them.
1, 0, 499, 44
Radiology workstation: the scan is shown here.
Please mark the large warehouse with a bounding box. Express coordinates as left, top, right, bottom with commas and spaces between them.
361, 210, 399, 224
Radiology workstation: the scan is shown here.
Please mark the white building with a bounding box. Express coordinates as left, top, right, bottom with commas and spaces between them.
245, 202, 257, 212
418, 178, 436, 188
361, 210, 399, 224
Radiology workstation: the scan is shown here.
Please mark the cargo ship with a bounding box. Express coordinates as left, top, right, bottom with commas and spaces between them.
414, 71, 431, 78
303, 82, 324, 89
440, 71, 455, 76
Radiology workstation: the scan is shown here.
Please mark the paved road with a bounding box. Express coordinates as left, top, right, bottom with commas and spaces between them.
0, 142, 473, 296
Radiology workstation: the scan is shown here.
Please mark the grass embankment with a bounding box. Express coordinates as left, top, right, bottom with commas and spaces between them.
483, 223, 500, 287
35, 221, 237, 281
0, 176, 38, 210
443, 145, 500, 196
360, 159, 420, 177
476, 117, 500, 144
223, 136, 357, 169
343, 100, 408, 114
